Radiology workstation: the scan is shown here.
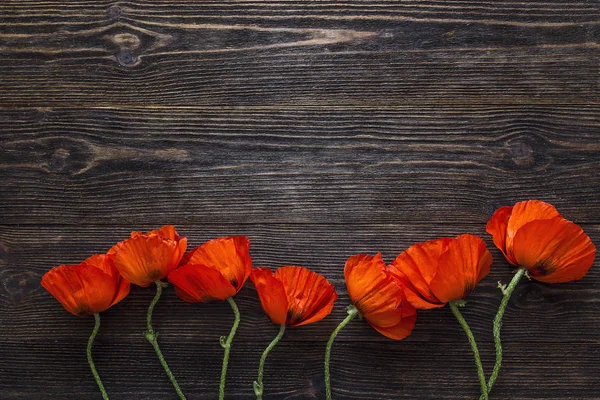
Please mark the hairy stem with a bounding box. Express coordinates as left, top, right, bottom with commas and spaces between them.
254, 325, 286, 399
449, 301, 488, 400
483, 267, 527, 397
220, 297, 241, 400
324, 305, 359, 400
145, 280, 186, 400
87, 313, 109, 400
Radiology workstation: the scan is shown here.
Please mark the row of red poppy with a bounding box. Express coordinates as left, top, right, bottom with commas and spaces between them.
41, 200, 596, 400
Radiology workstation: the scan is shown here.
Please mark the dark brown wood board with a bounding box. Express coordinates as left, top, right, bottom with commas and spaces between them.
0, 1, 598, 399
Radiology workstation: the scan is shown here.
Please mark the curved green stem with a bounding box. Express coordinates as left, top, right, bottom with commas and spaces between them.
145, 280, 186, 400
220, 297, 241, 400
483, 267, 527, 398
254, 325, 286, 400
325, 305, 359, 400
87, 313, 109, 400
449, 301, 488, 400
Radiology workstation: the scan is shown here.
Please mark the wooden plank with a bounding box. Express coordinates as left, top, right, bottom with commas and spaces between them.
1, 106, 599, 225
0, 338, 597, 399
2, 1, 599, 23
0, 2, 598, 106
1, 3, 599, 399
1, 223, 598, 344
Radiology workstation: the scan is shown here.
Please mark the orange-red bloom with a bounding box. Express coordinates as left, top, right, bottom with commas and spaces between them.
389, 234, 492, 309
251, 266, 338, 326
110, 225, 187, 287
168, 236, 252, 302
487, 200, 596, 283
42, 254, 130, 316
344, 253, 416, 340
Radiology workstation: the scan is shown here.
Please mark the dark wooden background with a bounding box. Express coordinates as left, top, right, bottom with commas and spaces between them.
0, 1, 598, 399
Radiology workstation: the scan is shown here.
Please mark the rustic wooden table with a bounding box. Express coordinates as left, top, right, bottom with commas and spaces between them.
1, 1, 598, 399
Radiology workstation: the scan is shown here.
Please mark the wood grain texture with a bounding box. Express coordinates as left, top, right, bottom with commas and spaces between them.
0, 1, 598, 106
1, 223, 599, 399
1, 106, 599, 225
2, 339, 599, 400
1, 1, 599, 399
1, 223, 599, 343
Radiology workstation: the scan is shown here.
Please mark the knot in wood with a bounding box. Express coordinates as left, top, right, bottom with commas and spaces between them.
110, 33, 141, 50
48, 148, 70, 172
117, 50, 138, 67
3, 271, 40, 304
507, 139, 535, 166
501, 133, 548, 171
107, 5, 122, 19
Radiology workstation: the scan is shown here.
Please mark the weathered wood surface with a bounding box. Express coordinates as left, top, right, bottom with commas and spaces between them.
0, 1, 599, 106
0, 1, 599, 399
1, 224, 599, 399
1, 106, 599, 225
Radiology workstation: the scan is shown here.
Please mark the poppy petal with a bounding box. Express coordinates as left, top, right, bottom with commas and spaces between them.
389, 238, 452, 309
274, 266, 337, 327
486, 206, 516, 265
293, 301, 336, 327
168, 264, 236, 302
112, 235, 180, 287
82, 254, 130, 304
185, 236, 251, 292
129, 225, 179, 240
344, 254, 387, 304
233, 236, 252, 290
513, 217, 596, 283
505, 200, 561, 261
93, 254, 131, 307
370, 309, 417, 340
149, 225, 180, 241
179, 250, 194, 267
111, 275, 131, 307
174, 287, 200, 303
250, 267, 288, 326
83, 254, 116, 278
344, 254, 403, 328
41, 265, 117, 316
429, 234, 492, 304
171, 237, 188, 272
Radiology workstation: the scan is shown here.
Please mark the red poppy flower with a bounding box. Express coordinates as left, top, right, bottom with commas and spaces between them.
251, 266, 338, 326
487, 200, 596, 283
344, 253, 416, 340
168, 236, 251, 302
389, 234, 492, 309
110, 226, 188, 397
110, 225, 187, 287
324, 254, 416, 400
42, 254, 130, 316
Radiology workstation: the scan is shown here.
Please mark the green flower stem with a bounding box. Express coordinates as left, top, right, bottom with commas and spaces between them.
87, 313, 109, 400
324, 305, 359, 400
483, 267, 527, 397
220, 297, 241, 400
145, 280, 186, 400
254, 325, 286, 400
449, 301, 488, 400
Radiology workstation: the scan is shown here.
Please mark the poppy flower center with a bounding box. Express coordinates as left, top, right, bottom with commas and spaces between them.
463, 280, 475, 296
531, 260, 555, 276
148, 269, 162, 281
76, 306, 92, 317
287, 309, 302, 324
